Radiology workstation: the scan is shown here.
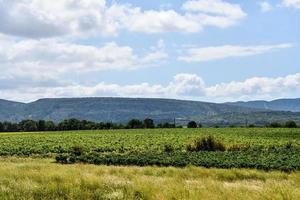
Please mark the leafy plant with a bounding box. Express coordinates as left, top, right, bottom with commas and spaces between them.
164, 144, 174, 153
187, 136, 226, 152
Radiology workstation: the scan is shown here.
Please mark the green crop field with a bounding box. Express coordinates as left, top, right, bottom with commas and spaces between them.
0, 128, 299, 154
0, 128, 300, 199
0, 128, 300, 171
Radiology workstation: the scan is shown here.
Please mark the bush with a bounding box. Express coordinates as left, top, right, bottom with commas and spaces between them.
164, 144, 174, 153
71, 146, 84, 156
187, 136, 226, 152
55, 154, 68, 164
285, 141, 293, 149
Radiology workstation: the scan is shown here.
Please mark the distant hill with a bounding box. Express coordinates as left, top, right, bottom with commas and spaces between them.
227, 98, 300, 112
0, 97, 300, 126
0, 99, 25, 121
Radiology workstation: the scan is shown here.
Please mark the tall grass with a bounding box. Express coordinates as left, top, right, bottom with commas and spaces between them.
0, 158, 299, 200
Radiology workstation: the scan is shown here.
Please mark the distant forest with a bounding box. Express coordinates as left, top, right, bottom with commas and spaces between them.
0, 118, 298, 132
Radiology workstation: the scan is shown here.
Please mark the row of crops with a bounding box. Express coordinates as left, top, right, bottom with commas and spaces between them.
56, 146, 300, 172
0, 128, 300, 171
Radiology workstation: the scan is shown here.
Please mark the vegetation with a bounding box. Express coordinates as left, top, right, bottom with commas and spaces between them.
0, 118, 299, 132
0, 127, 299, 198
1, 158, 300, 200
0, 128, 299, 171
187, 121, 198, 128
186, 136, 226, 152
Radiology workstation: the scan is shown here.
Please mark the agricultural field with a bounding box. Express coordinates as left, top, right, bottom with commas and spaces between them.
0, 128, 299, 155
0, 128, 299, 171
0, 128, 300, 199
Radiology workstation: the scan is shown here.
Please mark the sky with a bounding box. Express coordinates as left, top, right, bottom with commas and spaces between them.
0, 0, 299, 103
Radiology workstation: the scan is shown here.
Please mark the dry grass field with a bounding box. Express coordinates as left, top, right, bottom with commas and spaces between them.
0, 158, 299, 200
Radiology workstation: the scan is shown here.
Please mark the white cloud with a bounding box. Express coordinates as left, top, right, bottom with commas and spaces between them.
259, 2, 273, 12
206, 73, 300, 101
282, 0, 300, 9
122, 0, 246, 33
182, 0, 246, 28
0, 36, 168, 81
1, 73, 300, 103
0, 34, 168, 93
177, 44, 293, 62
0, 0, 247, 38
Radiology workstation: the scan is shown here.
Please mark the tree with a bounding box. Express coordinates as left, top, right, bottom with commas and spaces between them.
57, 119, 81, 131
127, 119, 144, 129
0, 122, 3, 132
187, 121, 198, 128
45, 121, 56, 131
2, 122, 18, 132
285, 121, 297, 128
268, 122, 282, 128
37, 120, 46, 131
144, 118, 154, 128
19, 120, 38, 132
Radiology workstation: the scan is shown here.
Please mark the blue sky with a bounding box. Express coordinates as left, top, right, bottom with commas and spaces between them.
0, 0, 299, 102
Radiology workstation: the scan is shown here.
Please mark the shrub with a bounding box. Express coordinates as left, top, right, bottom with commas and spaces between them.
55, 154, 68, 164
285, 141, 293, 149
187, 136, 226, 152
164, 144, 174, 153
71, 146, 84, 156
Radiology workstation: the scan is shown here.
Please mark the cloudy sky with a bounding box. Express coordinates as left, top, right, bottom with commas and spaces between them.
0, 0, 299, 102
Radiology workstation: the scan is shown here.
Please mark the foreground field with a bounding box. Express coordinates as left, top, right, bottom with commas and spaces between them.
0, 158, 299, 200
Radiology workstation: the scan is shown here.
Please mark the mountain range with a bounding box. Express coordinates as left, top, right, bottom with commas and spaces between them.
0, 97, 300, 126
226, 98, 300, 112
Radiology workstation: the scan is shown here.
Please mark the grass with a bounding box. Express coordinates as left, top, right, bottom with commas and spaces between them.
0, 128, 299, 199
0, 158, 299, 200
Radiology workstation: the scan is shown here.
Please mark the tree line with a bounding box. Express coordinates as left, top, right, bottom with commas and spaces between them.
0, 118, 298, 132
0, 118, 176, 132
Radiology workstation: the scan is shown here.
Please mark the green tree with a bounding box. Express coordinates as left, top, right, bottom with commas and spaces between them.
127, 119, 144, 129
3, 122, 18, 132
144, 118, 155, 128
19, 120, 38, 132
37, 120, 46, 131
45, 120, 56, 131
285, 121, 297, 128
187, 121, 198, 128
0, 122, 3, 132
268, 122, 282, 128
